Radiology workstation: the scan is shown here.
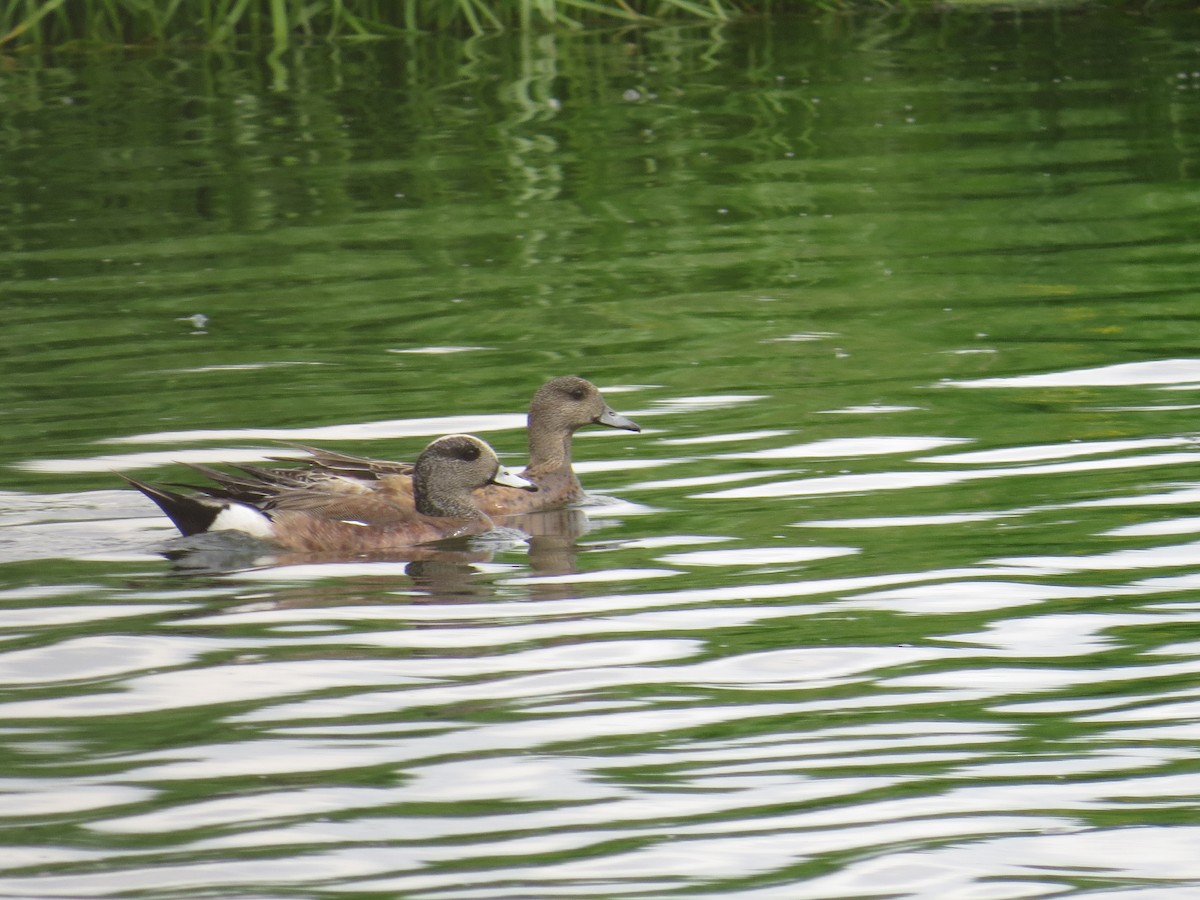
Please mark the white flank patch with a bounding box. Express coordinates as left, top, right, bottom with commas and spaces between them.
210, 504, 274, 539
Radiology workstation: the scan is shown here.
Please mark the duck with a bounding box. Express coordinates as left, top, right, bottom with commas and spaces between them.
495, 375, 640, 513
229, 376, 640, 516
121, 434, 535, 554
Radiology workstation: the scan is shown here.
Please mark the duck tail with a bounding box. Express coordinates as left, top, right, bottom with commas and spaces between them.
119, 474, 223, 537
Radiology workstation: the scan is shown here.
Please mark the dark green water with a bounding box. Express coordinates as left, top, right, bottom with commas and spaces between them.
5, 6, 1200, 897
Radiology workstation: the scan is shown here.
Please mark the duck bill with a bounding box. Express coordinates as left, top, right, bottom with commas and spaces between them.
492, 466, 537, 492
597, 406, 640, 432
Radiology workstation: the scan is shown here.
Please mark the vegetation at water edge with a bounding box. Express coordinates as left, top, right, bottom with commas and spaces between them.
2, 0, 788, 48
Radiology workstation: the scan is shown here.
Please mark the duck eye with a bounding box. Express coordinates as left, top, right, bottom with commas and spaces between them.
457, 443, 481, 462
569, 387, 587, 400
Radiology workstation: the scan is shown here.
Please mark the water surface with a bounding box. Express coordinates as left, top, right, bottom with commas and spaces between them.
5, 7, 1200, 897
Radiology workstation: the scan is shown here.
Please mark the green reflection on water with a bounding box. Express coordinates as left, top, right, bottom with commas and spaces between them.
0, 16, 1195, 599
3, 9, 1200, 893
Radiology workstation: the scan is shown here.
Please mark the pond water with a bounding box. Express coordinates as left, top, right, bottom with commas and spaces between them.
5, 5, 1200, 897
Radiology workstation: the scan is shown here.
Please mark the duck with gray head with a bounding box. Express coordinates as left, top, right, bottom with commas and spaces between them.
252, 376, 640, 516
121, 434, 534, 554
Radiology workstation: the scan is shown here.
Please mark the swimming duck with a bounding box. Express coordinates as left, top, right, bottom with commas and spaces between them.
122, 434, 534, 553
497, 375, 640, 513
234, 376, 640, 516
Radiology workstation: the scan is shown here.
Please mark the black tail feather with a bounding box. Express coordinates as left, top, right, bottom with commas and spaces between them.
173, 461, 327, 502
119, 474, 223, 537
172, 462, 281, 503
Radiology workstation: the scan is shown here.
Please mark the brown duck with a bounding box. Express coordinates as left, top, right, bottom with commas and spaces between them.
121, 434, 534, 553
235, 376, 640, 516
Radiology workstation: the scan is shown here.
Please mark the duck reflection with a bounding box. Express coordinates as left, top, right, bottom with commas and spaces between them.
496, 507, 591, 577
163, 504, 601, 605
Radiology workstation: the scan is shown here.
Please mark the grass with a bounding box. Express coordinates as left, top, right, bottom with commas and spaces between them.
0, 0, 778, 48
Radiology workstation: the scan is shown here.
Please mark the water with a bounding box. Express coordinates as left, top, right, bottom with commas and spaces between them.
5, 6, 1200, 897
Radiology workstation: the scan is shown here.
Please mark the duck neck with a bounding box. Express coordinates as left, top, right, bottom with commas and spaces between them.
416, 487, 477, 519
526, 418, 575, 477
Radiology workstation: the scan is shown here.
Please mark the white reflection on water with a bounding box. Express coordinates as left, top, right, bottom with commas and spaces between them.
0, 781, 154, 816
698, 452, 1200, 499
498, 567, 681, 584
698, 468, 973, 498
7, 2, 1200, 890
659, 430, 793, 445
647, 394, 768, 411
11, 365, 1200, 899
14, 224, 1200, 896
18, 446, 312, 475
946, 358, 1200, 388
386, 346, 489, 354
716, 435, 969, 460
798, 512, 1014, 528
622, 469, 794, 491
656, 546, 857, 566
884, 656, 1200, 695
0, 639, 700, 720
920, 436, 1194, 464
168, 361, 327, 372
817, 405, 922, 414
769, 826, 1200, 900
991, 538, 1200, 573
0, 634, 213, 684
1104, 516, 1200, 537
0, 604, 190, 628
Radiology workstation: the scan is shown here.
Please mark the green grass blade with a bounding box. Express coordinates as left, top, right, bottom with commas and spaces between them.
0, 0, 70, 47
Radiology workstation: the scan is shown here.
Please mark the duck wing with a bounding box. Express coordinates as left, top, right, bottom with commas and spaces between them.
264, 485, 419, 527
274, 443, 415, 480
